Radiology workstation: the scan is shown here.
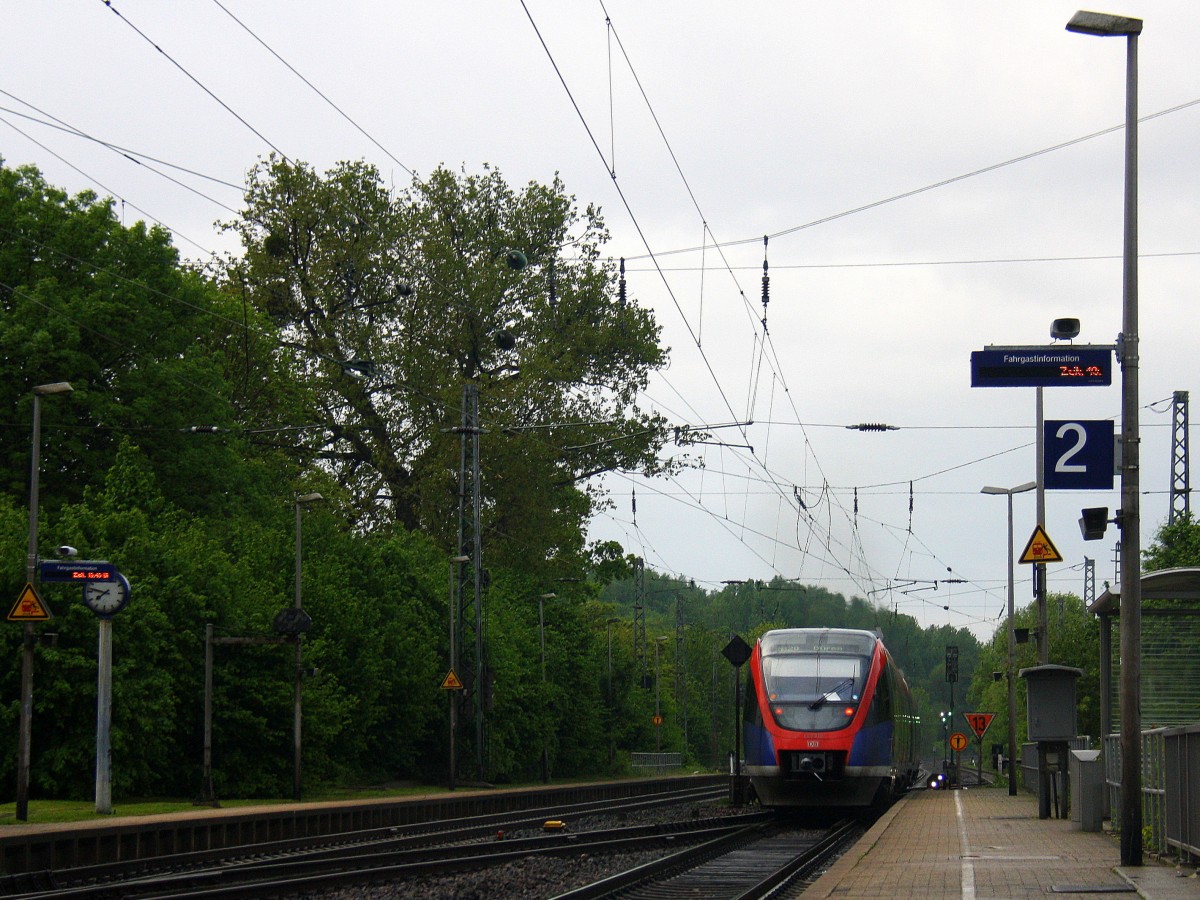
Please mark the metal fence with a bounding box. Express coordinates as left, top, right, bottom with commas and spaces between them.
1019, 737, 1091, 803
1103, 728, 1190, 860
1165, 724, 1200, 862
630, 752, 683, 772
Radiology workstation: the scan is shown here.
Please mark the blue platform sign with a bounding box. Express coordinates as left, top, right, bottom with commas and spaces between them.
38, 560, 117, 583
1044, 420, 1115, 490
971, 346, 1112, 388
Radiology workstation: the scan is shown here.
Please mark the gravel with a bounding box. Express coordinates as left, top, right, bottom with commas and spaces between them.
284, 799, 760, 899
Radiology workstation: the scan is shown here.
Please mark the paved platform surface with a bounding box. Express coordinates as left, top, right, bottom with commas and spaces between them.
804, 787, 1200, 899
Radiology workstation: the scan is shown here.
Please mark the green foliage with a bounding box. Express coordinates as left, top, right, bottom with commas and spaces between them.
0, 163, 289, 520
597, 570, 985, 765
1144, 513, 1200, 571
0, 158, 1026, 804
965, 592, 1101, 761
223, 158, 675, 576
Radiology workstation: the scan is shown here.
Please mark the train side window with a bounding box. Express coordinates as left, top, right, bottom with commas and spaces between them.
871, 660, 893, 723
744, 670, 762, 726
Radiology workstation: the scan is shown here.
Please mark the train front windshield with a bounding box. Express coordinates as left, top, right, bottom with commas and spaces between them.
760, 634, 875, 732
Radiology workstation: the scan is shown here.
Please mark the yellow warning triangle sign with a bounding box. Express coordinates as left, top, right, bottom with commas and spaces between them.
1020, 525, 1064, 564
8, 583, 52, 622
440, 669, 464, 691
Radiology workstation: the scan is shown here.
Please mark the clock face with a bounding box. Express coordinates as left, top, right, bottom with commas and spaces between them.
83, 574, 130, 618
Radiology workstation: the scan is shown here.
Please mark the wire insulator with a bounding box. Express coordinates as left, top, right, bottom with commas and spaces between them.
618, 257, 627, 308
760, 235, 769, 332
846, 423, 899, 432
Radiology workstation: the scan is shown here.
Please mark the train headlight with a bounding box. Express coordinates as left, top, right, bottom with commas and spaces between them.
843, 706, 855, 717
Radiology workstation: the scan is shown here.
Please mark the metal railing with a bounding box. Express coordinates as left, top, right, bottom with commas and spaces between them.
1104, 724, 1171, 859
1164, 724, 1200, 862
1019, 737, 1091, 803
631, 752, 683, 772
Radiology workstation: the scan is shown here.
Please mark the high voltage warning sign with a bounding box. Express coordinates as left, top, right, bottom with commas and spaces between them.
1020, 525, 1063, 564
8, 584, 52, 622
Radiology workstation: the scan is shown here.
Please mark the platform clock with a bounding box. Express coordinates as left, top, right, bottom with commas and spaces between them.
82, 573, 131, 618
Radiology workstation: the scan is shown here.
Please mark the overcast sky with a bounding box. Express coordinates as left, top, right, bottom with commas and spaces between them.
5, 2, 1199, 641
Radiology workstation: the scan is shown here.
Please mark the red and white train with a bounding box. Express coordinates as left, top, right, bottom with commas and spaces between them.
743, 627, 921, 807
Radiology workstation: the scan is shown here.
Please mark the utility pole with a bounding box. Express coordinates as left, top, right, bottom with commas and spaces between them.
1035, 388, 1048, 666
675, 594, 687, 753
633, 557, 647, 688
455, 382, 486, 782
1170, 390, 1189, 523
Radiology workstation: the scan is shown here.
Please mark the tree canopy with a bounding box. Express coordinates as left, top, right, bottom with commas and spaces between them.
0, 161, 293, 519
0, 158, 1016, 803
1143, 513, 1200, 571
222, 159, 674, 573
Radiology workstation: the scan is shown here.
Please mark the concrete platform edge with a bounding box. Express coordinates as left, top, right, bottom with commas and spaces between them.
803, 794, 911, 898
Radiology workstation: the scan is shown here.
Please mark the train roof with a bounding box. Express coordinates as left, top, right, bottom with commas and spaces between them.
758, 628, 883, 656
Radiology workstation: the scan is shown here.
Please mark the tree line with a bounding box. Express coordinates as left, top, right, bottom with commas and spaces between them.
3, 157, 1192, 801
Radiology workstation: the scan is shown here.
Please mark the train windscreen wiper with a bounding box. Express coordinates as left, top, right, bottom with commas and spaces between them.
808, 677, 854, 710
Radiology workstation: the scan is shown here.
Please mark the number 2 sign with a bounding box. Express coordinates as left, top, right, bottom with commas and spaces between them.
1043, 420, 1115, 490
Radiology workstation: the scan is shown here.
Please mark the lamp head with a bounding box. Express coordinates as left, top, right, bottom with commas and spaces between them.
1066, 10, 1143, 36
1051, 318, 1080, 340
33, 382, 73, 396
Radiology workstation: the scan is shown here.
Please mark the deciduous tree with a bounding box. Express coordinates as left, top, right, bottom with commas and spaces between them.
224, 159, 674, 575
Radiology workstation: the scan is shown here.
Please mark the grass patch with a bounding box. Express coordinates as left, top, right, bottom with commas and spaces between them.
0, 772, 716, 827
0, 784, 442, 827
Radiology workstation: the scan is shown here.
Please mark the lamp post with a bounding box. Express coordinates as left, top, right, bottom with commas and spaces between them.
940, 711, 949, 768
18, 381, 73, 821
537, 592, 559, 782
982, 481, 1036, 797
292, 491, 324, 802
1065, 9, 1143, 866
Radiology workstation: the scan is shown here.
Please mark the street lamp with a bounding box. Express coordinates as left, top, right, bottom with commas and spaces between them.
1065, 8, 1144, 867
18, 381, 73, 821
538, 592, 558, 782
982, 481, 1036, 797
292, 491, 324, 801
939, 710, 950, 767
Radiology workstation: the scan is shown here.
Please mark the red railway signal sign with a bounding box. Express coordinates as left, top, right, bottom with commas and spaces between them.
963, 712, 995, 739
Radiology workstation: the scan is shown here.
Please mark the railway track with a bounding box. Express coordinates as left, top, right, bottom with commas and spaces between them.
550, 817, 862, 899
0, 783, 744, 899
